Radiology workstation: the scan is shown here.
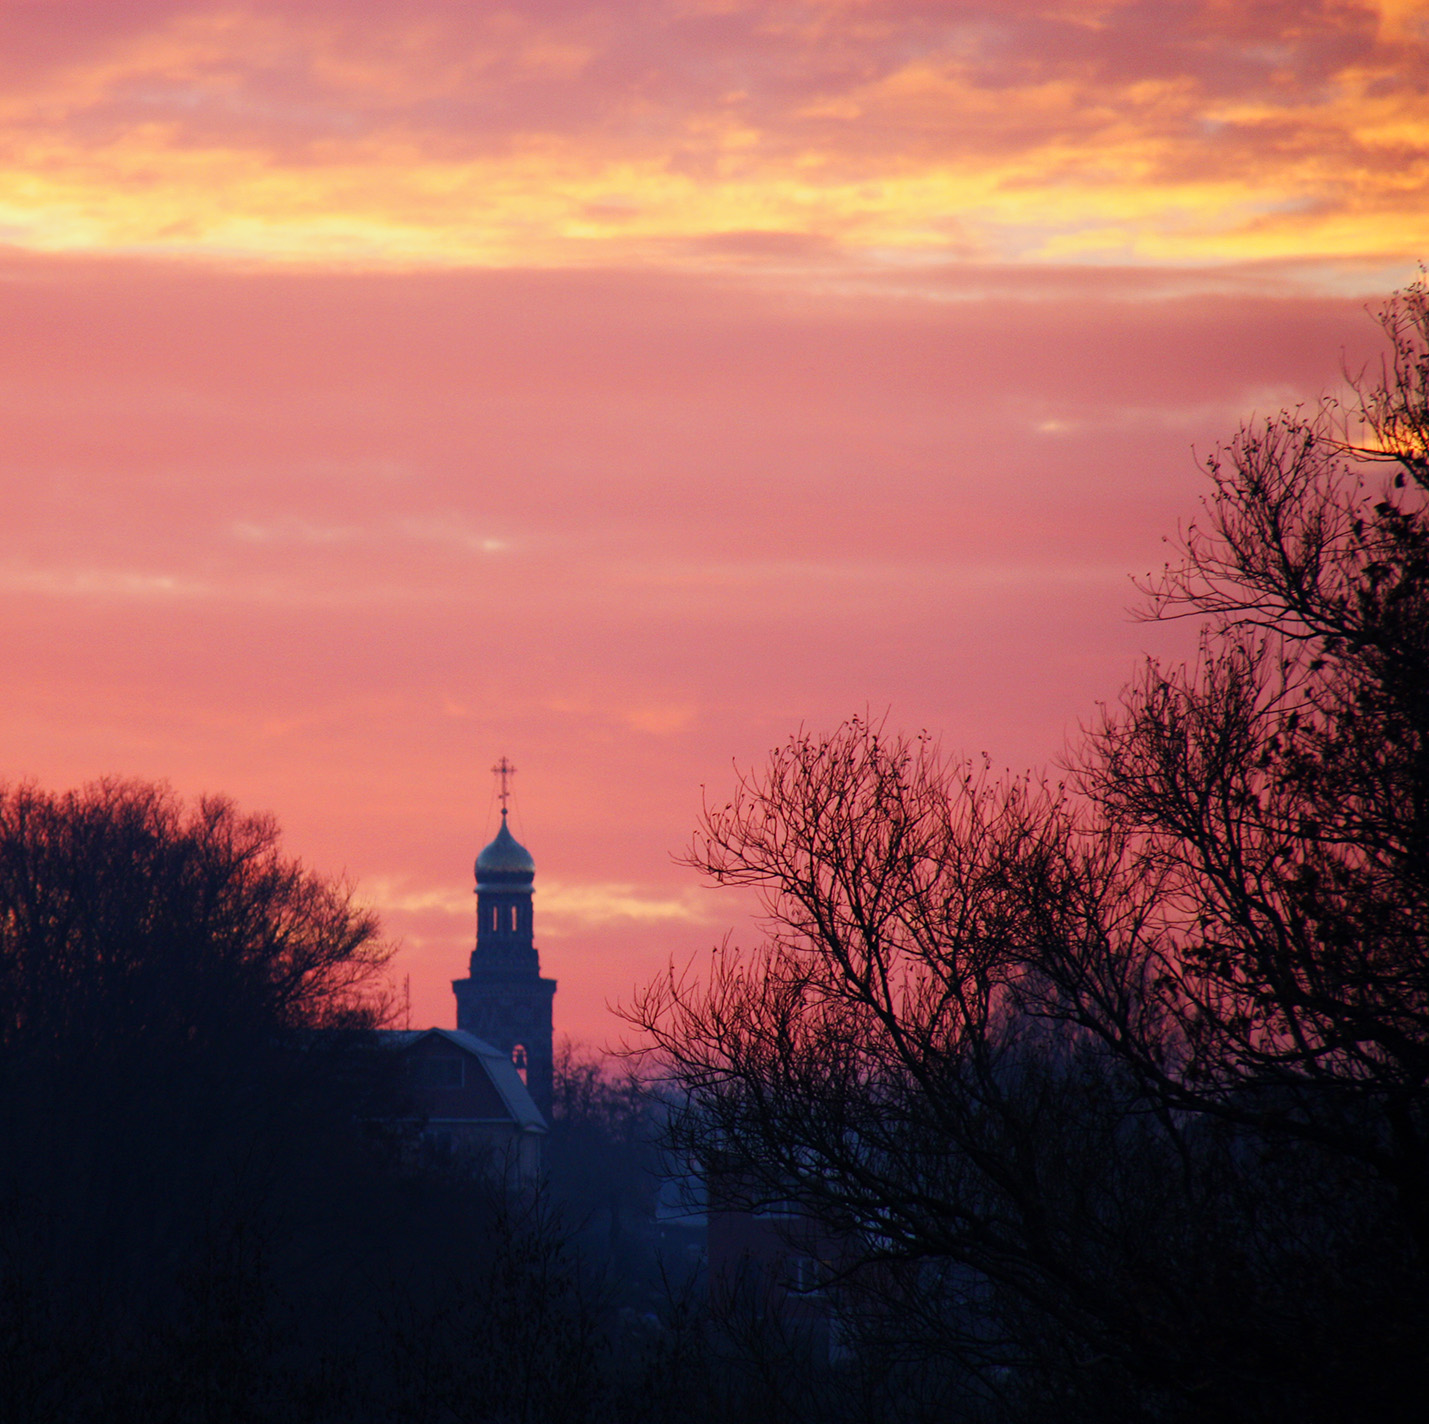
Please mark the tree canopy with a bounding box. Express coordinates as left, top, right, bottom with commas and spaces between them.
0, 777, 389, 1048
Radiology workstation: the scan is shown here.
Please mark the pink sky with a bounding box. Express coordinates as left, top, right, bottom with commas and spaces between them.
1, 2, 1424, 1045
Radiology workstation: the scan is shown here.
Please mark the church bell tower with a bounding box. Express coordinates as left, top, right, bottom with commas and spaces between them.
452, 759, 557, 1119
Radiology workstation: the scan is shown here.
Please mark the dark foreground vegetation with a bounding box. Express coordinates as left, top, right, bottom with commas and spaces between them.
630, 279, 1429, 1421
4, 277, 1427, 1423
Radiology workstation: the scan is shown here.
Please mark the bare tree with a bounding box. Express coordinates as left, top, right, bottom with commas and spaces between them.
627, 278, 1429, 1420
0, 778, 391, 1046
1055, 279, 1429, 1248
630, 728, 1283, 1418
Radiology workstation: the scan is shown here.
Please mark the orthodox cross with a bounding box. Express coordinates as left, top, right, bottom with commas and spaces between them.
492, 756, 516, 813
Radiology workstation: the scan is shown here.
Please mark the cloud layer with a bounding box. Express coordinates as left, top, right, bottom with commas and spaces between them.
0, 1, 1422, 271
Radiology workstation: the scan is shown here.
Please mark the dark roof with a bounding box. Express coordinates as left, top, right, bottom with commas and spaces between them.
380, 1028, 547, 1132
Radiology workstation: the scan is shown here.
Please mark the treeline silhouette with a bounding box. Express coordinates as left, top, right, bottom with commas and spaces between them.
0, 779, 823, 1424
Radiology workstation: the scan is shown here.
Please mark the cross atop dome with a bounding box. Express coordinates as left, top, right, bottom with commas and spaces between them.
492, 755, 516, 815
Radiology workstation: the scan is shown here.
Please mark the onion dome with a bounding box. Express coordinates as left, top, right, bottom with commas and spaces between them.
475, 811, 535, 888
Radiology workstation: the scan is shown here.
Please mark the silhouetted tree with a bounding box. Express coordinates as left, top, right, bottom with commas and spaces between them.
0, 779, 404, 1419
1060, 279, 1429, 1242
628, 278, 1429, 1421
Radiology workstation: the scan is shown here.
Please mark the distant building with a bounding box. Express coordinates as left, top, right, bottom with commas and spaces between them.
383, 1026, 547, 1181
374, 764, 556, 1180
706, 1156, 849, 1354
452, 767, 557, 1121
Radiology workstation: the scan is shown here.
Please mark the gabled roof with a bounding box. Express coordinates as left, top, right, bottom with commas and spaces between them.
380, 1027, 547, 1132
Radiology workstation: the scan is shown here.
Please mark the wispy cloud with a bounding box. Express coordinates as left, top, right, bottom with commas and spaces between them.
364, 875, 720, 933
0, 562, 209, 599
231, 515, 509, 553
537, 881, 722, 932
361, 879, 469, 919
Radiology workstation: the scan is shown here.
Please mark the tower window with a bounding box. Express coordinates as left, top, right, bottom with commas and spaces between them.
492, 906, 499, 932
510, 905, 518, 932
512, 1043, 528, 1083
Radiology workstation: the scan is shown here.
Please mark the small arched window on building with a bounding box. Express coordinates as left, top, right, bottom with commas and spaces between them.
511, 1043, 528, 1084
510, 904, 519, 932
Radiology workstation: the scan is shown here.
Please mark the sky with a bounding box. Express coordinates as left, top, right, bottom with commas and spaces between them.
1, 0, 1425, 1048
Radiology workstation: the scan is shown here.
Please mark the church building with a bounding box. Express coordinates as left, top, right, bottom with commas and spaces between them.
378, 762, 555, 1175
451, 762, 557, 1121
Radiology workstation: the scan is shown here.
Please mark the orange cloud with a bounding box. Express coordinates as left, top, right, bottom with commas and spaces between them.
0, 1, 1420, 275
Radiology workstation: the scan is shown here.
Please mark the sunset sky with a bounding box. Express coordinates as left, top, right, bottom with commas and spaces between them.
2, 0, 1425, 1045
